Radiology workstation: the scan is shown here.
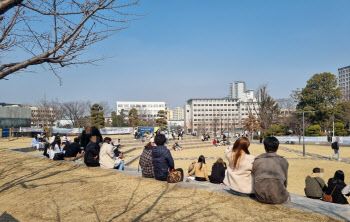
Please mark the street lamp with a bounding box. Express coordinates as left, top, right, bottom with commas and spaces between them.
295, 111, 315, 156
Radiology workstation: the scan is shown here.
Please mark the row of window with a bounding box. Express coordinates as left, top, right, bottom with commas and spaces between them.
193, 104, 238, 107
194, 113, 250, 117
193, 109, 251, 112
117, 104, 164, 108
194, 118, 246, 121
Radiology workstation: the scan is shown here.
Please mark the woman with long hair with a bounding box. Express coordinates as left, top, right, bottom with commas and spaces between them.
188, 155, 210, 182
48, 139, 62, 160
223, 137, 255, 196
209, 158, 227, 184
324, 170, 348, 204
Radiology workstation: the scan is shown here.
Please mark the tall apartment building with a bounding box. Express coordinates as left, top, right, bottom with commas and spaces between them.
229, 81, 255, 101
171, 107, 184, 120
338, 65, 350, 100
185, 81, 258, 134
116, 101, 166, 121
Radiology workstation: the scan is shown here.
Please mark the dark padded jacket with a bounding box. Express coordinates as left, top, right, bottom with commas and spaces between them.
84, 141, 100, 167
325, 178, 348, 204
152, 145, 174, 181
64, 142, 81, 158
209, 164, 226, 184
81, 127, 103, 149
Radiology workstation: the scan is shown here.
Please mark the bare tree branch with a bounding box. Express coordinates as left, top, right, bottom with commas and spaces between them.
0, 0, 142, 81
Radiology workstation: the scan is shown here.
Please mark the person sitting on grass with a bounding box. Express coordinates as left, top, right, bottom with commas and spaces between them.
224, 137, 255, 196
99, 137, 122, 170
209, 158, 227, 185
216, 139, 220, 147
112, 144, 124, 170
187, 155, 210, 182
84, 136, 100, 167
139, 141, 155, 178
152, 134, 183, 182
252, 137, 290, 204
48, 139, 62, 160
31, 135, 40, 151
64, 137, 84, 161
172, 142, 182, 151
324, 170, 348, 204
304, 167, 327, 199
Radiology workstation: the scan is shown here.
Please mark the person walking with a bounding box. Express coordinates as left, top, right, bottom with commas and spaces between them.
330, 141, 341, 161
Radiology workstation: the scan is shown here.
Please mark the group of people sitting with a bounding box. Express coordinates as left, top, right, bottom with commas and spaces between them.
139, 135, 350, 205
305, 168, 349, 204
37, 127, 125, 171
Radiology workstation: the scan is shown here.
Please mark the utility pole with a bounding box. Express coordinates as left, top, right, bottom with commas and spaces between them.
333, 117, 335, 138
295, 111, 315, 156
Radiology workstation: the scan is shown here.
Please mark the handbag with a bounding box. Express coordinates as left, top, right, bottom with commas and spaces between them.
167, 169, 182, 183
53, 152, 64, 160
322, 186, 336, 203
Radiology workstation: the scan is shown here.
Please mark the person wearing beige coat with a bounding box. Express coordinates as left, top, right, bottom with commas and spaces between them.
223, 137, 255, 195
99, 138, 117, 169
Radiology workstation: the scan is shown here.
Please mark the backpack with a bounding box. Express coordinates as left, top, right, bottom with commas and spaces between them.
331, 142, 339, 150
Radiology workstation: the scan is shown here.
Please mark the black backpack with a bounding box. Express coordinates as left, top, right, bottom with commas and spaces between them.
331, 142, 339, 150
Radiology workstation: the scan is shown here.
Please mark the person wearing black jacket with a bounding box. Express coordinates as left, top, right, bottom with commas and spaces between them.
64, 138, 84, 161
84, 136, 100, 167
152, 134, 183, 181
209, 158, 227, 184
80, 126, 103, 149
324, 170, 348, 204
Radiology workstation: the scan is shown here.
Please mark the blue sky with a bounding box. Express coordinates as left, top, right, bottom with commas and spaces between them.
1, 0, 350, 109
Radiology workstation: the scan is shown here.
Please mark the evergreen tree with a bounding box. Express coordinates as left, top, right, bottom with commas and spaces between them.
90, 103, 105, 128
156, 110, 167, 130
296, 72, 341, 129
128, 108, 139, 127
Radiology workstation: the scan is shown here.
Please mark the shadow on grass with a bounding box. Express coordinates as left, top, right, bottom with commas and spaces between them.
0, 212, 20, 222
0, 161, 81, 194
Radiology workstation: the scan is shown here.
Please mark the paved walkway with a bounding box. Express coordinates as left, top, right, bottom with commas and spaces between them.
279, 146, 350, 164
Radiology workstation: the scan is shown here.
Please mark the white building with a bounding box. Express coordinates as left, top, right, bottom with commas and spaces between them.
116, 101, 166, 121
184, 98, 259, 134
338, 65, 350, 100
229, 81, 255, 102
185, 81, 258, 134
171, 107, 184, 121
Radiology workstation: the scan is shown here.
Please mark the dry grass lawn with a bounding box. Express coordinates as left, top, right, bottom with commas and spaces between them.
282, 144, 350, 159
129, 143, 350, 202
0, 149, 343, 222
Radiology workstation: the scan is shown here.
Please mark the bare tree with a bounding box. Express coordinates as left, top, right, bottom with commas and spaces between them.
0, 0, 141, 81
254, 84, 280, 132
286, 113, 311, 145
99, 101, 112, 116
62, 101, 90, 127
37, 97, 65, 127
